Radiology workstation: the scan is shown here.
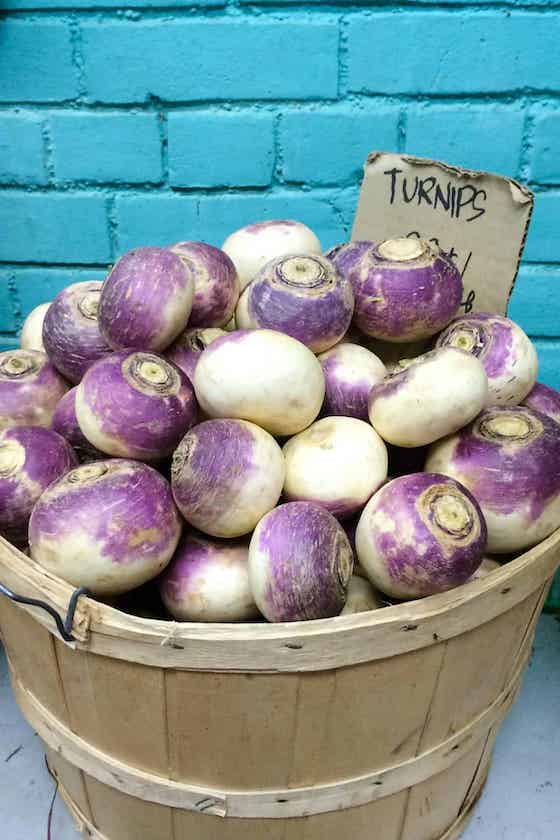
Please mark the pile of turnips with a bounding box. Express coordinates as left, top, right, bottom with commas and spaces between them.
2, 220, 560, 625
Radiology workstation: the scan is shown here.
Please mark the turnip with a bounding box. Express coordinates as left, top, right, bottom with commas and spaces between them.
318, 342, 386, 419
330, 238, 462, 342
98, 247, 195, 351
248, 501, 353, 622
368, 347, 488, 447
222, 220, 322, 291
76, 351, 197, 461
0, 426, 78, 546
282, 416, 388, 518
52, 387, 105, 462
29, 459, 181, 596
171, 419, 284, 538
0, 349, 69, 429
20, 302, 50, 351
356, 473, 487, 600
166, 327, 226, 382
194, 329, 325, 436
169, 241, 239, 328
425, 405, 560, 553
340, 576, 384, 615
236, 254, 354, 353
42, 281, 111, 384
523, 382, 560, 425
469, 557, 501, 581
224, 313, 237, 332
159, 534, 259, 622
435, 312, 538, 405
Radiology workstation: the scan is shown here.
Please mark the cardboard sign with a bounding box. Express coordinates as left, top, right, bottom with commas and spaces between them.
352, 152, 534, 316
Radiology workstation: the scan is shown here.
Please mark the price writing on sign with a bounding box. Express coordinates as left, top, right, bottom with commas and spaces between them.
406, 231, 476, 313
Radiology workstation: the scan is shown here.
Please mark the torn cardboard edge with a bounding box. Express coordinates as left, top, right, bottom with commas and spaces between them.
351, 152, 535, 318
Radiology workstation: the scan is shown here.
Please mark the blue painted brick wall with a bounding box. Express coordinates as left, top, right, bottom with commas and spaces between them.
0, 0, 559, 392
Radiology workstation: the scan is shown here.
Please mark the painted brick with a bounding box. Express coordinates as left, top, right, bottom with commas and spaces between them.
51, 112, 162, 184
509, 267, 560, 337
81, 20, 338, 103
0, 193, 111, 264
13, 267, 106, 317
523, 193, 560, 263
347, 13, 560, 95
114, 195, 201, 254
533, 339, 560, 390
197, 192, 344, 251
406, 105, 525, 177
280, 106, 399, 186
0, 113, 47, 185
0, 337, 20, 353
0, 276, 17, 334
530, 112, 560, 184
0, 22, 77, 103
168, 111, 274, 188
5, 0, 219, 6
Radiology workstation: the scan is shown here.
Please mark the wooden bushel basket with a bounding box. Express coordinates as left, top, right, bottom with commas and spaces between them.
0, 529, 559, 840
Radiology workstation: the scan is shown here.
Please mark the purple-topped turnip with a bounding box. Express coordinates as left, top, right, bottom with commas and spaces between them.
331, 238, 463, 342
356, 473, 487, 599
159, 534, 259, 622
222, 220, 322, 291
282, 416, 388, 518
171, 419, 284, 538
523, 382, 560, 425
52, 387, 105, 462
194, 329, 325, 436
340, 576, 384, 615
248, 501, 353, 622
318, 342, 386, 419
99, 247, 195, 351
169, 241, 239, 327
20, 302, 50, 351
368, 347, 488, 447
435, 312, 537, 405
425, 405, 560, 553
29, 459, 181, 596
236, 254, 354, 353
76, 351, 197, 461
0, 349, 69, 429
42, 281, 111, 384
166, 327, 226, 382
0, 426, 78, 545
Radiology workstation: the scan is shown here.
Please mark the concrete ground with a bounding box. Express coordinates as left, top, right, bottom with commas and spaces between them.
0, 615, 558, 839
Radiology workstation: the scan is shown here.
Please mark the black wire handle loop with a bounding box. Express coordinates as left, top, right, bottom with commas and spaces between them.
0, 582, 91, 642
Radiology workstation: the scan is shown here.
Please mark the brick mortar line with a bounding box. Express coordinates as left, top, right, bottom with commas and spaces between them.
5, 5, 560, 16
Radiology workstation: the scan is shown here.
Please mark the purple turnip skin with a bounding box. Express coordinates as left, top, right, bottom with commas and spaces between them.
331, 238, 463, 343
523, 382, 560, 425
99, 247, 195, 352
0, 349, 69, 430
0, 426, 78, 545
42, 281, 111, 384
20, 302, 50, 351
356, 473, 487, 600
236, 254, 354, 353
425, 406, 560, 553
169, 241, 240, 328
194, 329, 325, 436
52, 388, 105, 462
222, 220, 322, 292
75, 351, 197, 461
368, 347, 488, 447
435, 312, 538, 406
171, 419, 285, 538
282, 417, 388, 519
318, 342, 386, 419
340, 575, 384, 614
29, 459, 181, 596
165, 327, 226, 382
248, 501, 353, 622
159, 534, 259, 622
